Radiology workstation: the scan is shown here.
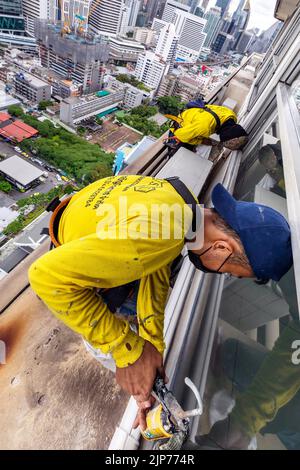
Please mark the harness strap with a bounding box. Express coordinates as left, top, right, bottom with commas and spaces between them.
48, 196, 73, 248
165, 177, 201, 239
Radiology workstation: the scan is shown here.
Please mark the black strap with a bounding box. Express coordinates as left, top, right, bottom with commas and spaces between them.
165, 177, 201, 239
46, 196, 61, 212
203, 106, 221, 134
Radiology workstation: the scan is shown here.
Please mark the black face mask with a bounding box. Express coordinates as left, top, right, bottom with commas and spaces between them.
188, 246, 232, 274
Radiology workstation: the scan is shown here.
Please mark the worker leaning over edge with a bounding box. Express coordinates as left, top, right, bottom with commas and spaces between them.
166, 100, 249, 152
28, 175, 292, 429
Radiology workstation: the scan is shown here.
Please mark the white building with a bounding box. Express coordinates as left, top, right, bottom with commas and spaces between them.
125, 0, 141, 32
89, 0, 126, 37
153, 21, 178, 63
133, 27, 155, 46
134, 51, 168, 90
60, 89, 125, 125
155, 8, 207, 64
22, 0, 48, 36
109, 37, 145, 63
162, 0, 190, 22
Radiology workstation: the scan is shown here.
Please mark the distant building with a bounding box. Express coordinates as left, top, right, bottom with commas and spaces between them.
248, 21, 283, 55
114, 135, 157, 174
152, 19, 178, 65
235, 30, 254, 54
212, 32, 234, 54
13, 71, 52, 103
0, 155, 43, 190
162, 0, 190, 22
35, 20, 109, 94
109, 36, 145, 63
133, 27, 155, 45
60, 89, 125, 126
134, 51, 168, 90
89, 0, 127, 37
0, 0, 36, 51
22, 0, 48, 36
159, 7, 207, 63
203, 6, 222, 48
215, 0, 231, 18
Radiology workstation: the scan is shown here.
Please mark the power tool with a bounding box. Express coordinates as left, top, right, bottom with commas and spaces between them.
142, 376, 203, 450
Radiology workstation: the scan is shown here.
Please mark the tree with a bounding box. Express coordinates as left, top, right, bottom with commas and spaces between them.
157, 96, 183, 116
7, 105, 24, 117
0, 180, 12, 193
38, 100, 53, 111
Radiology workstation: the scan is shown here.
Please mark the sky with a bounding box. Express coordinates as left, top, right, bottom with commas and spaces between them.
207, 0, 278, 31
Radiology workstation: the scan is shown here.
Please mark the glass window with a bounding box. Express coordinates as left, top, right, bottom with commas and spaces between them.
195, 119, 300, 450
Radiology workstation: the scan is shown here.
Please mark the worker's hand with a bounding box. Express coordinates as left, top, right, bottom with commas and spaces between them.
115, 340, 165, 403
133, 396, 156, 431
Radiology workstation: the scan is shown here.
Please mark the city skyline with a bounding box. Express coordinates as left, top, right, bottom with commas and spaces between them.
207, 0, 278, 31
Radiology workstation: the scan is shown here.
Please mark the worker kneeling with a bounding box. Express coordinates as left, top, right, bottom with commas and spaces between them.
165, 100, 249, 152
29, 175, 292, 430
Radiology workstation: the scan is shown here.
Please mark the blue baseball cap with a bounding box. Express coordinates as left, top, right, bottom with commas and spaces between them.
212, 184, 293, 281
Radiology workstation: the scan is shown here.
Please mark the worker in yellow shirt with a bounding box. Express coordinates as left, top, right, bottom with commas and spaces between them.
166, 100, 249, 152
28, 175, 292, 429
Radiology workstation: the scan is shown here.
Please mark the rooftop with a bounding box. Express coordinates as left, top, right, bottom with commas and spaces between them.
0, 155, 44, 186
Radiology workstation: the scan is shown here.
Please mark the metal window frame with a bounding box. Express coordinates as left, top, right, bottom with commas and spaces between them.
276, 82, 300, 315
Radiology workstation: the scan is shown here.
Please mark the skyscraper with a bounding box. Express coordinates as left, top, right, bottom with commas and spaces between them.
216, 0, 231, 18
22, 0, 48, 36
0, 0, 24, 32
0, 0, 22, 16
203, 6, 221, 48
162, 0, 190, 23
89, 0, 125, 36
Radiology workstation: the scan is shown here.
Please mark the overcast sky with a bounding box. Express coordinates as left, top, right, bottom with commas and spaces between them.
207, 0, 278, 31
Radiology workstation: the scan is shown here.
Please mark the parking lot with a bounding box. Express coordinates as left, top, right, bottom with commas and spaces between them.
0, 140, 63, 202
91, 120, 142, 153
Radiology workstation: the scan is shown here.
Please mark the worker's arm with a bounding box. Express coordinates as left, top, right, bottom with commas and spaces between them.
28, 234, 145, 368
137, 264, 171, 355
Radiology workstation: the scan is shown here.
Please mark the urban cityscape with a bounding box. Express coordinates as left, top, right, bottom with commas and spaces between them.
1, 0, 300, 453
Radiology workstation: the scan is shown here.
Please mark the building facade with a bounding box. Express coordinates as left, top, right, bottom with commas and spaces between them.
89, 0, 125, 37
109, 37, 145, 63
13, 70, 52, 103
203, 6, 222, 47
35, 21, 109, 94
134, 51, 167, 90
60, 89, 125, 125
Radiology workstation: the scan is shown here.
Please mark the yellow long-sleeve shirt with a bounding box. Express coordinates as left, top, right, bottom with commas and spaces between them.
29, 175, 194, 368
172, 105, 237, 146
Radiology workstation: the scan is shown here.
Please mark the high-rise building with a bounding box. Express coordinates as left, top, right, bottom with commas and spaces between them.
22, 0, 48, 36
203, 6, 221, 48
157, 8, 206, 63
35, 20, 109, 94
0, 0, 36, 51
235, 30, 254, 54
154, 21, 178, 65
134, 51, 168, 89
200, 0, 209, 11
248, 21, 283, 55
215, 0, 231, 18
212, 31, 234, 54
59, 0, 92, 27
127, 0, 141, 30
89, 0, 125, 37
162, 0, 190, 23
0, 0, 22, 16
0, 0, 24, 33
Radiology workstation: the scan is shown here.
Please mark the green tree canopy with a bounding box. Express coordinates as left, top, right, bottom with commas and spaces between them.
7, 105, 24, 117
156, 96, 184, 116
